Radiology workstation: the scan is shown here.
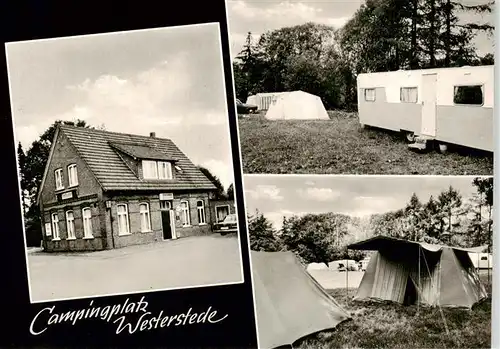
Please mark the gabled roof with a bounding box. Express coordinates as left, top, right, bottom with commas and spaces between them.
347, 235, 487, 254
55, 125, 217, 192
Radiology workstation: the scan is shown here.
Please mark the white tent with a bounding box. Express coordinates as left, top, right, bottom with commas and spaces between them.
265, 91, 330, 120
306, 262, 329, 271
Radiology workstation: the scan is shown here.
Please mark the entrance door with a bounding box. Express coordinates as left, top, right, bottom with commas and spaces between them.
169, 210, 177, 239
160, 200, 177, 240
421, 73, 437, 137
162, 211, 172, 240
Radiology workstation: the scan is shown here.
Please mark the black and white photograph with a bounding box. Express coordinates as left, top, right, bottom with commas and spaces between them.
244, 174, 493, 349
7, 23, 245, 303
228, 0, 494, 175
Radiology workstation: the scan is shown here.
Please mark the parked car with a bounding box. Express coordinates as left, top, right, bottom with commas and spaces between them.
236, 99, 258, 114
212, 214, 238, 235
337, 260, 359, 272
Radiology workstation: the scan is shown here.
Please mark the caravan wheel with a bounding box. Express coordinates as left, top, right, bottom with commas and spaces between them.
438, 143, 448, 154
405, 132, 416, 143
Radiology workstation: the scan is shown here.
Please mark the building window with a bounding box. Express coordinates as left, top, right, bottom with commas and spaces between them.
142, 160, 158, 179
139, 203, 151, 232
82, 207, 93, 238
197, 200, 206, 225
68, 164, 78, 187
66, 211, 75, 239
158, 161, 173, 179
180, 201, 190, 227
364, 88, 376, 102
216, 205, 230, 223
45, 222, 52, 236
51, 213, 60, 240
117, 204, 130, 235
55, 169, 64, 190
400, 87, 418, 103
453, 85, 483, 105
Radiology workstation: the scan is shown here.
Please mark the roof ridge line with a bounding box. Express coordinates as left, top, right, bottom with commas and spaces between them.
60, 124, 174, 142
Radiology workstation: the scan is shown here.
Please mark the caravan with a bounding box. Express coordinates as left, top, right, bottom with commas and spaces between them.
356, 65, 494, 152
468, 252, 493, 270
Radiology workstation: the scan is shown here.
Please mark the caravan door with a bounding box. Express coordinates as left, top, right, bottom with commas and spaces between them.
421, 73, 437, 137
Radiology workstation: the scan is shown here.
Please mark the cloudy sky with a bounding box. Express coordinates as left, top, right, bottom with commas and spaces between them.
244, 175, 486, 230
6, 23, 235, 189
227, 0, 494, 59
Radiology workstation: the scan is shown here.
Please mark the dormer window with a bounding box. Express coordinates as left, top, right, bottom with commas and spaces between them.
68, 164, 78, 187
159, 161, 172, 179
143, 160, 158, 179
142, 160, 173, 180
54, 169, 64, 190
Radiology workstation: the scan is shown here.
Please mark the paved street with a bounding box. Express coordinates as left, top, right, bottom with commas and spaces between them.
28, 235, 243, 302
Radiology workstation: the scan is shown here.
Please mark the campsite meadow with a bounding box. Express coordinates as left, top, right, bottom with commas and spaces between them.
238, 111, 493, 175
296, 273, 492, 349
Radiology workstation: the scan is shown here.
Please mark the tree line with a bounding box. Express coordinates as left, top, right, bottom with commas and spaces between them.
18, 120, 234, 246
248, 177, 493, 265
233, 0, 494, 111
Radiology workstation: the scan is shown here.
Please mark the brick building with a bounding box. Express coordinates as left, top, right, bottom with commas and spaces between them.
37, 124, 223, 252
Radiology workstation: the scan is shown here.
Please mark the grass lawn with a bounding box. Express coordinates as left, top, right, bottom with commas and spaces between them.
295, 274, 492, 349
238, 111, 493, 175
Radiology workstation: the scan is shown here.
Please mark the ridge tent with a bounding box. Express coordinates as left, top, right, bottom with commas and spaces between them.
251, 251, 351, 349
348, 236, 488, 309
265, 91, 330, 120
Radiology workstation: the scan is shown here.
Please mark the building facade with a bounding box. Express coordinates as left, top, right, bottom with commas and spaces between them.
37, 125, 221, 252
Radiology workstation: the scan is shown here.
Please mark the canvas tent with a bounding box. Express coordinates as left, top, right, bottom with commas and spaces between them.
348, 236, 487, 309
265, 91, 330, 120
251, 251, 351, 349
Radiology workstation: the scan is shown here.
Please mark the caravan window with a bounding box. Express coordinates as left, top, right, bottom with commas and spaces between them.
400, 87, 418, 103
364, 88, 376, 102
453, 85, 483, 105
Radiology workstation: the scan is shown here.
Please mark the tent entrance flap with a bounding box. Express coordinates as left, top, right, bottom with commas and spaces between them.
403, 277, 418, 305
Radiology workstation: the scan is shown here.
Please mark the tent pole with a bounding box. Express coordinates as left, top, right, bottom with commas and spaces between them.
478, 252, 481, 297
488, 250, 491, 294
346, 259, 349, 302
417, 246, 420, 314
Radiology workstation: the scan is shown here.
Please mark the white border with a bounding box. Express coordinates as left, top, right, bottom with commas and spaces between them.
224, 2, 262, 348
6, 21, 247, 305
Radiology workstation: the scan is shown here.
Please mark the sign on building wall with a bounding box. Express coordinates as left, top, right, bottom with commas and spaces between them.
159, 193, 173, 200
44, 223, 51, 236
61, 192, 73, 200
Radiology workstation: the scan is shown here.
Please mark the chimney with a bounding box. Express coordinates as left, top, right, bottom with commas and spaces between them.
150, 132, 156, 138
